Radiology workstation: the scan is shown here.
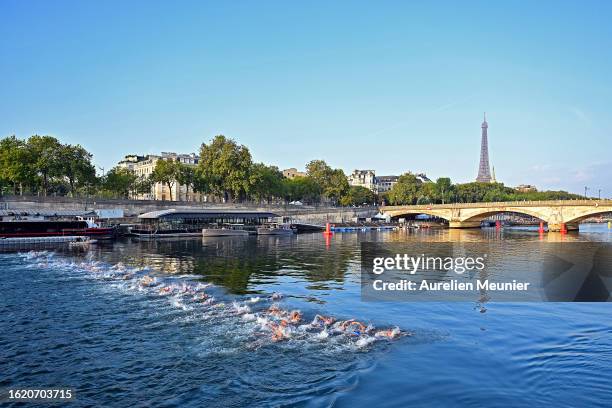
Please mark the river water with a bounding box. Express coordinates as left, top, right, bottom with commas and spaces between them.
2, 225, 612, 407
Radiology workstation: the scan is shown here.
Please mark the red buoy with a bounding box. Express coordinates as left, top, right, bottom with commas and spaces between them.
323, 222, 333, 235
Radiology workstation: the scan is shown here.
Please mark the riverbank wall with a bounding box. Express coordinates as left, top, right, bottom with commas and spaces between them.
0, 195, 378, 225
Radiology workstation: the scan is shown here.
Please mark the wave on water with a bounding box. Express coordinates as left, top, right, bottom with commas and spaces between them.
18, 250, 406, 354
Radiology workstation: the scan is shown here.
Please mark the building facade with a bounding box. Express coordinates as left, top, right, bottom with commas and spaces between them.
117, 152, 201, 202
348, 170, 376, 191
515, 184, 537, 193
282, 168, 307, 179
348, 170, 431, 194
375, 175, 399, 193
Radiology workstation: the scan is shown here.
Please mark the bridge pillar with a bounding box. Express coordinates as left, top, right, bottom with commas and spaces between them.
449, 220, 482, 229
548, 222, 579, 232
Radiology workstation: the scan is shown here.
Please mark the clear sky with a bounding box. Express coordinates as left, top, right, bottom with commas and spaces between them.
1, 0, 611, 196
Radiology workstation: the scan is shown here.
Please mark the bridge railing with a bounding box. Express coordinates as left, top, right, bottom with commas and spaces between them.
383, 199, 612, 210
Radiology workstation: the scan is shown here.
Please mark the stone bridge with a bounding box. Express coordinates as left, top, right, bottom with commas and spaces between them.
382, 200, 612, 232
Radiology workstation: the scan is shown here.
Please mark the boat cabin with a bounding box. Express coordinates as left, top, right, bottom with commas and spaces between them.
134, 209, 279, 235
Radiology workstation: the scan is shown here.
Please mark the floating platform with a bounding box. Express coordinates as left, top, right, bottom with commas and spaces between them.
292, 223, 325, 233
331, 226, 398, 232
0, 235, 91, 249
131, 231, 203, 239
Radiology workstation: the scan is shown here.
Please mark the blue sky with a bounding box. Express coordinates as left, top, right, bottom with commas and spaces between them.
1, 0, 611, 196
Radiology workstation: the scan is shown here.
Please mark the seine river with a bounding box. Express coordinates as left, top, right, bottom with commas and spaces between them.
2, 225, 612, 407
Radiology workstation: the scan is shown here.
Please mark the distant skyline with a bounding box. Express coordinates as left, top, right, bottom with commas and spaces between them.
1, 1, 611, 197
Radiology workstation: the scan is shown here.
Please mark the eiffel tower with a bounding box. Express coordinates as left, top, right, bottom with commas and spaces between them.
476, 112, 492, 183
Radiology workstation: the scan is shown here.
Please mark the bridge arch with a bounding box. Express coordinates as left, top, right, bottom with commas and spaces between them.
563, 208, 612, 224
386, 209, 452, 222
460, 208, 549, 223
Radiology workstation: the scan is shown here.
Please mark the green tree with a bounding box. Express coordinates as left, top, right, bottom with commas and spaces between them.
327, 169, 350, 202
434, 177, 453, 204
305, 159, 349, 203
176, 163, 196, 200
59, 144, 96, 196
27, 135, 63, 196
340, 185, 375, 206
418, 182, 437, 204
305, 160, 332, 186
151, 159, 181, 201
283, 176, 322, 204
454, 182, 509, 203
103, 167, 137, 199
387, 173, 423, 205
249, 163, 284, 203
0, 136, 36, 195
132, 175, 153, 196
197, 135, 252, 202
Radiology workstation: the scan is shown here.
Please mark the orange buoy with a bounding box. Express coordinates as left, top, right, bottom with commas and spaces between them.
323, 222, 333, 235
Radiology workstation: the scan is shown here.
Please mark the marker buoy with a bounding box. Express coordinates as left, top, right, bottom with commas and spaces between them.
323, 222, 333, 235
539, 222, 544, 233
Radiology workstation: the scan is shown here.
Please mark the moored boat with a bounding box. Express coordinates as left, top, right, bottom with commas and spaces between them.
257, 223, 295, 235
0, 219, 115, 239
202, 224, 250, 237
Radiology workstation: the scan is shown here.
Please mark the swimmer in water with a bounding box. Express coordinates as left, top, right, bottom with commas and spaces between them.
159, 286, 172, 295
267, 304, 284, 317
375, 328, 400, 339
339, 320, 367, 336
288, 310, 302, 324
270, 320, 289, 342
140, 275, 155, 287
271, 292, 283, 301
313, 315, 335, 326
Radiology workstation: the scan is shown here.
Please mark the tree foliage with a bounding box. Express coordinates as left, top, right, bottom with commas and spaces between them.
27, 135, 64, 196
305, 159, 349, 202
150, 159, 181, 201
386, 177, 584, 205
283, 176, 321, 204
0, 136, 36, 195
198, 135, 253, 202
340, 186, 376, 206
102, 167, 137, 199
59, 144, 96, 196
249, 163, 284, 203
0, 135, 97, 196
387, 173, 423, 205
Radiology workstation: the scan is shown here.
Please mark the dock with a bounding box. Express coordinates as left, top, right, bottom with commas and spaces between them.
0, 235, 90, 249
